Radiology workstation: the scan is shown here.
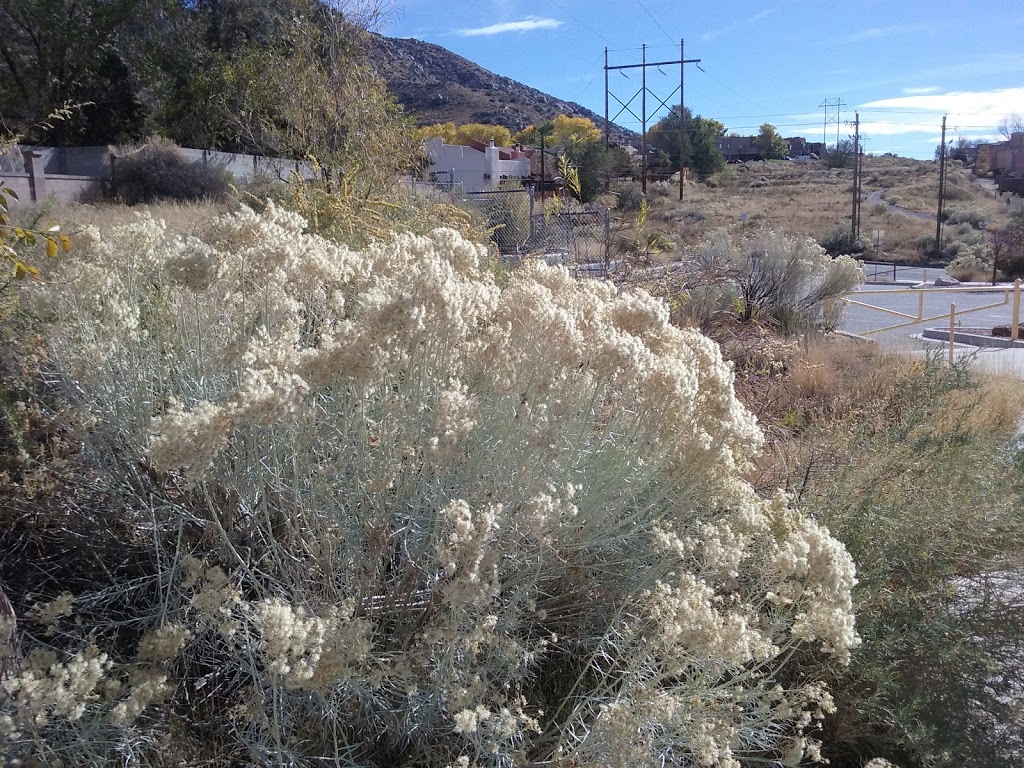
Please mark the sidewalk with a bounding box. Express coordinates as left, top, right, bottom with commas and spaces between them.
911, 336, 1024, 378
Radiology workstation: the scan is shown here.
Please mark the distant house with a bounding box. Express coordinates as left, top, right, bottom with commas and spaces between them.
714, 135, 822, 162
786, 138, 825, 158
425, 137, 531, 193
715, 136, 759, 162
976, 134, 1024, 177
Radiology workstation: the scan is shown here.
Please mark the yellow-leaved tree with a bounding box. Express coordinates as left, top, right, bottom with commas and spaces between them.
454, 123, 513, 147
512, 124, 537, 145
416, 122, 457, 144
550, 114, 601, 149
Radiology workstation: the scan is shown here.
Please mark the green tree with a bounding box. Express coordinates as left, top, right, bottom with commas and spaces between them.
647, 106, 726, 178
0, 0, 152, 144
825, 138, 856, 169
753, 122, 787, 160
561, 141, 632, 203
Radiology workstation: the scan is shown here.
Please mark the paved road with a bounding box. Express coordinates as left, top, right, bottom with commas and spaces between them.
841, 283, 1020, 348
860, 261, 943, 284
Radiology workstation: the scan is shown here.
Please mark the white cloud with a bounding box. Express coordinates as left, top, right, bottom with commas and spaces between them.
902, 86, 939, 95
839, 24, 930, 44
862, 86, 1024, 118
457, 16, 562, 36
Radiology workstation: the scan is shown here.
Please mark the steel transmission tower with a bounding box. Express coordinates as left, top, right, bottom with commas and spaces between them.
605, 41, 700, 195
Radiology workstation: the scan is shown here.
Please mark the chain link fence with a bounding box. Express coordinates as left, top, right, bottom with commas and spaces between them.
402, 182, 612, 273
530, 208, 611, 274
462, 189, 611, 273
401, 179, 466, 200
462, 189, 535, 256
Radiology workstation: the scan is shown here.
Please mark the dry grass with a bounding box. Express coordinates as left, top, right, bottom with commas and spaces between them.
629, 155, 1013, 262
727, 331, 1024, 502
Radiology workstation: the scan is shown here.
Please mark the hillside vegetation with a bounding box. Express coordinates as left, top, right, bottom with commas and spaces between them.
624, 155, 1016, 263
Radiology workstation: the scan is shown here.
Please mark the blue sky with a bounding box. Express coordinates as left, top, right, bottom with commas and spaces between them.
381, 0, 1024, 159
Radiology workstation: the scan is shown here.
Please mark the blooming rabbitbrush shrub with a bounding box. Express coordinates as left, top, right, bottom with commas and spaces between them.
4, 205, 858, 766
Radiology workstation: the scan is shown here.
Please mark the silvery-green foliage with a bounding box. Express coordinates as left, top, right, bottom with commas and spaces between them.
5, 206, 858, 766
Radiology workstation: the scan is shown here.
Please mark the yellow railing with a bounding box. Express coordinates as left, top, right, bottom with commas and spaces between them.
843, 279, 1022, 339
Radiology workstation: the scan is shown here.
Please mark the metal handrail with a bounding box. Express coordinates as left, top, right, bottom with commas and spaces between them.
841, 280, 1022, 341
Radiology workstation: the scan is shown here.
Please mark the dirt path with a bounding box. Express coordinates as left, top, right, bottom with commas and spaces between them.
866, 189, 935, 221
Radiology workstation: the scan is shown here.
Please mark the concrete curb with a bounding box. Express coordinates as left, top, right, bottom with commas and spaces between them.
921, 328, 1024, 348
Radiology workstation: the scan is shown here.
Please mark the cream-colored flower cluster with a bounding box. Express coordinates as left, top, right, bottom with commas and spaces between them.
21, 207, 860, 766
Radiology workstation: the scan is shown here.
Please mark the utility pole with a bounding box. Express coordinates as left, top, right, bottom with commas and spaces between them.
935, 115, 947, 254
679, 38, 685, 201
641, 44, 647, 193
851, 112, 861, 240
605, 42, 700, 195
604, 47, 610, 191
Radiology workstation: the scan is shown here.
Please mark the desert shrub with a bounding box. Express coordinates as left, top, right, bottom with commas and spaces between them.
749, 178, 769, 189
883, 194, 902, 206
798, 358, 1024, 768
823, 142, 854, 169
613, 181, 644, 212
111, 138, 231, 205
992, 212, 1024, 279
942, 181, 970, 201
703, 175, 721, 188
869, 202, 888, 216
820, 228, 867, 256
681, 227, 863, 333
946, 244, 991, 281
682, 208, 706, 222
944, 208, 986, 229
1, 207, 858, 766
281, 175, 490, 250
647, 180, 673, 199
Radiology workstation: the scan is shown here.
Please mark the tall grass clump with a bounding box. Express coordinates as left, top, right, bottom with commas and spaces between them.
1, 205, 859, 766
738, 342, 1024, 768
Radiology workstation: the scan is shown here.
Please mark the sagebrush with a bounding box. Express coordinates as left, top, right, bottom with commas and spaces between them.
1, 205, 859, 767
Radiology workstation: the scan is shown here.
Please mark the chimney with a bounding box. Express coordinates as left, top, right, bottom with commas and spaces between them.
489, 138, 495, 147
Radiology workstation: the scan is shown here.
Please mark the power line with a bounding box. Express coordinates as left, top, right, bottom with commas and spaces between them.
694, 64, 767, 110
565, 51, 608, 103
634, 0, 676, 45
547, 0, 614, 45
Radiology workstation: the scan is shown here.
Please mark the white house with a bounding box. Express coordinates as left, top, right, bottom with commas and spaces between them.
425, 137, 531, 193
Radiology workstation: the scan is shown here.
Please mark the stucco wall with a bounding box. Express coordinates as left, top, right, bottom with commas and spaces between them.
426, 139, 530, 193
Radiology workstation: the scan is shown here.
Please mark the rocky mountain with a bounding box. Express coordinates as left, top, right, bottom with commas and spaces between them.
366, 34, 636, 144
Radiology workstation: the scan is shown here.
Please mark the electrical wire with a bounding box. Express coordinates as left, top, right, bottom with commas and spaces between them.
634, 0, 676, 46
695, 64, 767, 111
547, 0, 614, 46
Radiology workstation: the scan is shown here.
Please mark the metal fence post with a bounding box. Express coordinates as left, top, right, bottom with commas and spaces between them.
529, 187, 535, 245
949, 303, 956, 365
1013, 279, 1021, 341
604, 207, 611, 274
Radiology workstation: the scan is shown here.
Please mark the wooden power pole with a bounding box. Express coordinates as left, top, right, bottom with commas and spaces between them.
851, 112, 860, 240
935, 115, 947, 254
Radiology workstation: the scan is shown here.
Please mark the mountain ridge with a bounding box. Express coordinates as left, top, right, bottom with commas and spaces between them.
366, 34, 636, 145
